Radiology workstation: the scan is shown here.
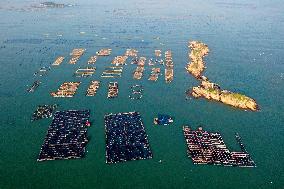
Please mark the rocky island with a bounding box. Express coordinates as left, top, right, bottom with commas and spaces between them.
186, 41, 209, 79
186, 41, 259, 111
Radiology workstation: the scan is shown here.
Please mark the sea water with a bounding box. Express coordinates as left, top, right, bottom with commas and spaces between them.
0, 0, 283, 188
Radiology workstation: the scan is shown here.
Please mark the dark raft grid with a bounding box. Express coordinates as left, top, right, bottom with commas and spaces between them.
183, 126, 256, 167
37, 110, 90, 161
105, 112, 153, 164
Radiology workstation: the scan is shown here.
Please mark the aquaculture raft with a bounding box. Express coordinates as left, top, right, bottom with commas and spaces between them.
52, 56, 65, 66
31, 104, 57, 121
86, 81, 100, 96
27, 81, 41, 93
74, 67, 96, 77
50, 82, 81, 97
107, 82, 118, 98
96, 48, 112, 56
69, 48, 86, 64
104, 112, 153, 164
129, 85, 143, 100
37, 110, 90, 161
183, 126, 256, 167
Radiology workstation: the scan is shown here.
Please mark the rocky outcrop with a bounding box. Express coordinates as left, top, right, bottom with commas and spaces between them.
190, 80, 259, 111
186, 41, 209, 79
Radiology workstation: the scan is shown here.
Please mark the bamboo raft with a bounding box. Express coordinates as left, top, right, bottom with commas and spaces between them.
125, 49, 138, 57
87, 56, 97, 64
107, 82, 118, 98
50, 82, 81, 97
69, 48, 86, 64
52, 56, 65, 66
112, 56, 128, 66
133, 57, 146, 80
148, 68, 161, 81
96, 48, 112, 56
86, 81, 100, 96
165, 50, 174, 83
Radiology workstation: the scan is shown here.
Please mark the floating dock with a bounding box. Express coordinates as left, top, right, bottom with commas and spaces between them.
74, 67, 96, 77
69, 48, 86, 64
183, 126, 256, 167
104, 111, 153, 164
148, 67, 161, 81
107, 82, 118, 98
50, 82, 81, 97
101, 66, 123, 78
129, 85, 143, 100
96, 48, 112, 56
133, 57, 146, 80
37, 110, 90, 161
86, 81, 100, 96
52, 56, 65, 66
31, 104, 57, 121
87, 56, 97, 64
165, 50, 174, 83
27, 81, 41, 93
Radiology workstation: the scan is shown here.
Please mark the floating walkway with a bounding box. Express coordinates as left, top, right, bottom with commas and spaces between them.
104, 111, 153, 164
74, 67, 96, 77
183, 126, 256, 167
31, 104, 57, 121
86, 81, 100, 96
69, 48, 86, 64
37, 110, 90, 161
27, 81, 41, 93
50, 82, 81, 97
107, 82, 118, 98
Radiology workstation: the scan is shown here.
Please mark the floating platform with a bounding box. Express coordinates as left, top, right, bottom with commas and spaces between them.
52, 56, 65, 66
129, 85, 143, 100
74, 67, 96, 77
50, 82, 81, 97
183, 126, 256, 167
37, 110, 90, 161
87, 56, 97, 64
96, 48, 112, 56
27, 81, 41, 93
86, 81, 100, 96
31, 104, 57, 121
69, 48, 86, 64
107, 82, 118, 98
154, 114, 174, 125
104, 112, 153, 164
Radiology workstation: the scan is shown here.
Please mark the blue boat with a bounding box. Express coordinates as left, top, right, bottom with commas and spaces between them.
154, 114, 174, 126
